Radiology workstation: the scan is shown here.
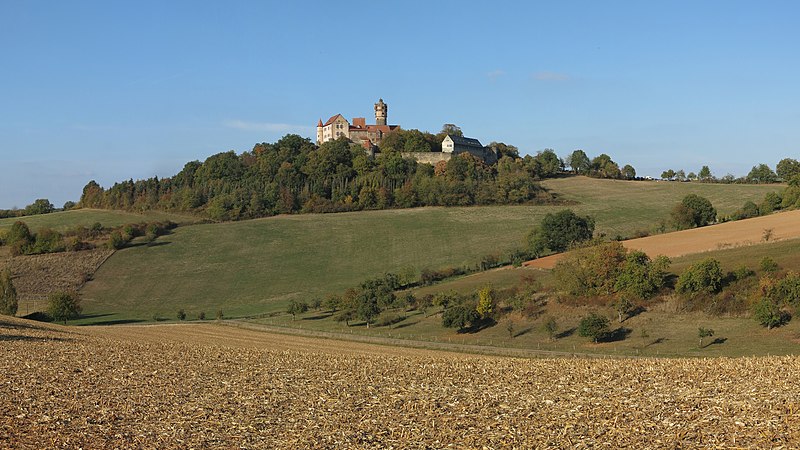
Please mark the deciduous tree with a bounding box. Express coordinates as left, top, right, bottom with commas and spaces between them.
578, 313, 610, 343
48, 292, 81, 324
0, 269, 18, 316
565, 150, 590, 174
476, 286, 495, 319
698, 327, 714, 347
527, 209, 595, 256
676, 258, 723, 295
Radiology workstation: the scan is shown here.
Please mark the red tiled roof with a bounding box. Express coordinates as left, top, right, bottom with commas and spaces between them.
317, 119, 323, 127
323, 114, 346, 127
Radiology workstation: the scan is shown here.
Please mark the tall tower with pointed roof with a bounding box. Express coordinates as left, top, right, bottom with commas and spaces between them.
374, 98, 387, 126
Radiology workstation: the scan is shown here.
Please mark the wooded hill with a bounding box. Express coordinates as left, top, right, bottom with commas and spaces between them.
76, 133, 642, 221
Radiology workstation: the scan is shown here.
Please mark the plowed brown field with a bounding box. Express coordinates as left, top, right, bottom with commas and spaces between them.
526, 208, 800, 269
3, 316, 800, 448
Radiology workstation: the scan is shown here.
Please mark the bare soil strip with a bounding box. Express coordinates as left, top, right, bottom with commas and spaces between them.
526, 208, 800, 269
3, 316, 800, 448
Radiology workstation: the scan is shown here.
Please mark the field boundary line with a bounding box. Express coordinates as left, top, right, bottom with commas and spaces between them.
221, 319, 633, 360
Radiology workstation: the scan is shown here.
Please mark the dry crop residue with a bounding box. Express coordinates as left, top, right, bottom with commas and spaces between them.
2, 317, 799, 448
3, 249, 113, 303
526, 208, 800, 269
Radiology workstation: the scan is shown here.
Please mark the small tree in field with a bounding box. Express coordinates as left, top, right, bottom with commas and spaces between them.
286, 300, 308, 321
578, 313, 610, 343
543, 316, 558, 341
476, 286, 495, 320
177, 309, 186, 321
505, 319, 514, 338
323, 294, 341, 313
752, 298, 789, 329
613, 297, 633, 323
48, 292, 81, 324
0, 269, 18, 316
698, 327, 714, 348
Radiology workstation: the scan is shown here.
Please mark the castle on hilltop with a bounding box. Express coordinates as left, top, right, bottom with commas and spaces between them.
316, 98, 398, 149
316, 99, 498, 164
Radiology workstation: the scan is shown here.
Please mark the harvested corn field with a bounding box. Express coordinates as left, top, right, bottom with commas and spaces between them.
2, 317, 800, 448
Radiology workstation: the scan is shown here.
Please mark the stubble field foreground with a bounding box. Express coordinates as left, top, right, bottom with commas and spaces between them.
2, 316, 800, 448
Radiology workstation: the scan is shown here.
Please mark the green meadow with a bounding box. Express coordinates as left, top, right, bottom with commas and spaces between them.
74, 177, 780, 325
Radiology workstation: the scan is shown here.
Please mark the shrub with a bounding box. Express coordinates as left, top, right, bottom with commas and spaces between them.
32, 228, 65, 254
760, 257, 779, 273
671, 194, 716, 229
442, 303, 480, 331
177, 309, 187, 321
107, 231, 130, 250
215, 310, 224, 320
676, 258, 723, 295
198, 311, 206, 320
752, 298, 790, 329
732, 201, 760, 220
614, 252, 670, 300
733, 266, 755, 281
7, 221, 34, 256
553, 242, 627, 297
578, 313, 610, 343
376, 313, 405, 327
543, 316, 558, 340
286, 300, 309, 320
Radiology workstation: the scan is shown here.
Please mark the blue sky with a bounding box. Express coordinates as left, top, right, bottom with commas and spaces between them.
2, 1, 799, 208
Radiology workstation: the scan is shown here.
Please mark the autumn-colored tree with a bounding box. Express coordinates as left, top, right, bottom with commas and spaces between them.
476, 286, 495, 320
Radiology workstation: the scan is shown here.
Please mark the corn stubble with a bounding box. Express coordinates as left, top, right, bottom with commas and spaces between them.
1, 317, 799, 448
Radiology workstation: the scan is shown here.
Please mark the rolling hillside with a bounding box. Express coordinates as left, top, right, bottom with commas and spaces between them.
74, 178, 782, 323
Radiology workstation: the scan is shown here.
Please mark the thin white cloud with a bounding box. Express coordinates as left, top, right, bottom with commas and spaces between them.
224, 120, 314, 133
532, 71, 571, 82
487, 69, 506, 80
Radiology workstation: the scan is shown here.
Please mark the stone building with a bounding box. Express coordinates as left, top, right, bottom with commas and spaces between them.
398, 135, 498, 165
441, 135, 498, 165
316, 99, 398, 148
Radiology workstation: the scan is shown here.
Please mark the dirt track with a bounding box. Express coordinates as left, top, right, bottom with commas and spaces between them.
526, 208, 800, 269
3, 317, 800, 448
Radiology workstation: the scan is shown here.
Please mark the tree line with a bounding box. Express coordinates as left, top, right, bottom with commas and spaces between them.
660, 158, 800, 184
76, 132, 644, 221
0, 220, 176, 256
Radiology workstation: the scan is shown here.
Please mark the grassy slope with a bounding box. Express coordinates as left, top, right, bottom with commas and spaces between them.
541, 177, 782, 237
76, 177, 779, 325
0, 209, 198, 233
387, 235, 800, 357
245, 238, 800, 358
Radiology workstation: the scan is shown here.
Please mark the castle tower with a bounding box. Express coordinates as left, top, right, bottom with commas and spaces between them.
374, 98, 387, 126
316, 119, 323, 144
